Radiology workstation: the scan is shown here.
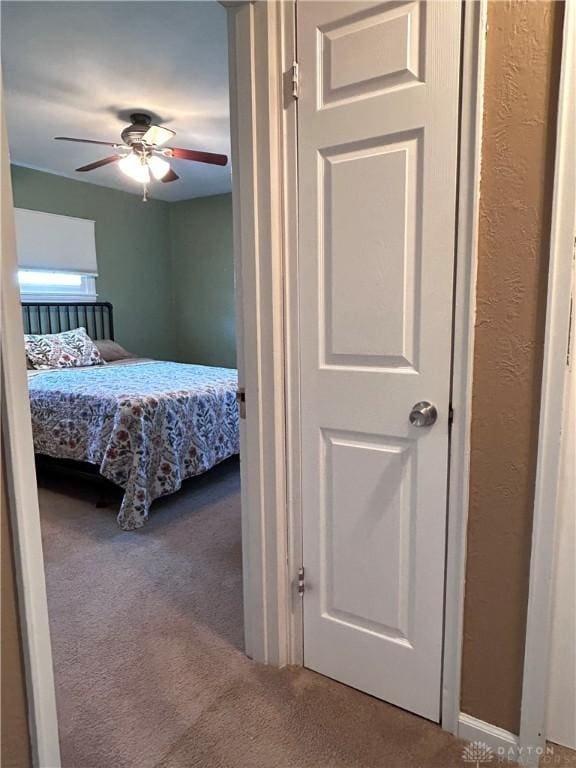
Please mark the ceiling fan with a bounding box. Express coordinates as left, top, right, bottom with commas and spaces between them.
55, 113, 228, 200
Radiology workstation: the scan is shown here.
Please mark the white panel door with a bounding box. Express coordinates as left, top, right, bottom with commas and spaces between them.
297, 0, 461, 721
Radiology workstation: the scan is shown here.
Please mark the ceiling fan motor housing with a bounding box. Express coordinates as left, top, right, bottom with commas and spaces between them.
120, 113, 152, 147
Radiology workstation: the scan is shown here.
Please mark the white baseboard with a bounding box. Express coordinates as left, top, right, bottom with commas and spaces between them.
458, 713, 519, 762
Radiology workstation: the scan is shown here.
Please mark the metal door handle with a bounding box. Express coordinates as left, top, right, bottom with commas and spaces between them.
409, 401, 437, 427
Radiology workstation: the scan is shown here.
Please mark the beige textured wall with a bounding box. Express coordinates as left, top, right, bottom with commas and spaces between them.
1, 455, 32, 768
461, 0, 564, 733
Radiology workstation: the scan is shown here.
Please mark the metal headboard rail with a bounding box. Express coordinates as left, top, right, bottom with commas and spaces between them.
22, 302, 114, 341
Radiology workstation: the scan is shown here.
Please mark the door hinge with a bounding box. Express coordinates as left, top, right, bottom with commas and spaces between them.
297, 566, 305, 596
291, 61, 299, 99
448, 404, 454, 427
236, 388, 246, 419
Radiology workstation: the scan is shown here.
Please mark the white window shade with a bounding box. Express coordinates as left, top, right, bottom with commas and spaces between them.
14, 208, 98, 275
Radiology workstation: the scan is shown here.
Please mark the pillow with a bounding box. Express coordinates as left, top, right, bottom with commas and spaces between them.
94, 339, 133, 362
25, 328, 104, 370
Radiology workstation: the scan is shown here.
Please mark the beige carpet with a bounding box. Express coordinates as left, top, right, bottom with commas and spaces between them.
38, 459, 534, 768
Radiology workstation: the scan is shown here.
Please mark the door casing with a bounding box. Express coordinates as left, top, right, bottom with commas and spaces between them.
518, 1, 576, 762
1, 105, 61, 766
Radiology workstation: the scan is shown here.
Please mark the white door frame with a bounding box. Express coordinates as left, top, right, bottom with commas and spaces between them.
518, 2, 576, 764
1, 105, 61, 766
442, 0, 487, 734
226, 0, 297, 665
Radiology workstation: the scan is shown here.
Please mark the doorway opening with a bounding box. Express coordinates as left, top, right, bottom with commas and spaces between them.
2, 2, 244, 765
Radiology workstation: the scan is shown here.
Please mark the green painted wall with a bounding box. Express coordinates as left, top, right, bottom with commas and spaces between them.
170, 194, 236, 368
11, 167, 235, 367
10, 165, 175, 360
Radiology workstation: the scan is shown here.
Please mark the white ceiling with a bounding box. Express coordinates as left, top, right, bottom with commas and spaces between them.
1, 1, 231, 202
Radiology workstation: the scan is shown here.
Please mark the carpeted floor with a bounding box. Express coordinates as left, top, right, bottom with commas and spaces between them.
37, 459, 537, 768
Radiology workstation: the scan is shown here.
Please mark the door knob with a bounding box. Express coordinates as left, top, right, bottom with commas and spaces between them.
409, 401, 438, 427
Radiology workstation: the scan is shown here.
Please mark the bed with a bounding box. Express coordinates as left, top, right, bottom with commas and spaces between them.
23, 302, 240, 530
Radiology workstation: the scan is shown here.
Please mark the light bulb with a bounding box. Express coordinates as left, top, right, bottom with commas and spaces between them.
147, 155, 171, 180
118, 153, 150, 184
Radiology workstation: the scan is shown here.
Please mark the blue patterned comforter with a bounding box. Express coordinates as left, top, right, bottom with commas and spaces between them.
28, 361, 239, 530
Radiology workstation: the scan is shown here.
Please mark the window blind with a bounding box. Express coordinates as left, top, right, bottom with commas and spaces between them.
15, 208, 98, 275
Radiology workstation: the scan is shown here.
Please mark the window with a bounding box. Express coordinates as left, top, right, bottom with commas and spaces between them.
15, 209, 98, 301
18, 269, 97, 301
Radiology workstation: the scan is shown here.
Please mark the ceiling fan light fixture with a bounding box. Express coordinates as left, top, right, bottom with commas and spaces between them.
147, 155, 171, 181
118, 152, 150, 184
56, 113, 228, 200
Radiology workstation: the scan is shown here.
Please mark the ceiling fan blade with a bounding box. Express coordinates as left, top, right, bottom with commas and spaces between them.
75, 155, 122, 172
168, 147, 228, 166
55, 136, 122, 148
161, 168, 180, 183
142, 124, 176, 147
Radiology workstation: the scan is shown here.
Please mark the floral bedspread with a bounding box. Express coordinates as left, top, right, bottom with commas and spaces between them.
28, 361, 239, 530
